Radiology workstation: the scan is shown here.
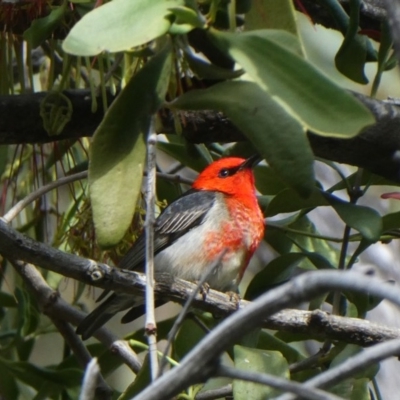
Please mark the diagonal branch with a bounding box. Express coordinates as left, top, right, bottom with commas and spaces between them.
10, 258, 141, 374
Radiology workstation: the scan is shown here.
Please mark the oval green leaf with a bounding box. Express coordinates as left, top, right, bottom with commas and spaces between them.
208, 29, 375, 137
324, 193, 382, 241
233, 345, 289, 399
63, 0, 184, 55
89, 44, 172, 247
171, 80, 315, 196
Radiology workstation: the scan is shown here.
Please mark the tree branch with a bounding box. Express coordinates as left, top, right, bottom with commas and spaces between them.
9, 257, 142, 374
297, 0, 385, 33
2, 90, 400, 182
1, 219, 400, 348
133, 270, 400, 400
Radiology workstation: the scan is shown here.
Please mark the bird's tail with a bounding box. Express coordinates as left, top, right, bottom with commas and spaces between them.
76, 293, 137, 340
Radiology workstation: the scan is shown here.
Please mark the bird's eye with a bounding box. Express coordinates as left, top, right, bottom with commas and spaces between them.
218, 168, 230, 178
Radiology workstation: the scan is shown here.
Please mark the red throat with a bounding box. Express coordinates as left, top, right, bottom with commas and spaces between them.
192, 157, 258, 206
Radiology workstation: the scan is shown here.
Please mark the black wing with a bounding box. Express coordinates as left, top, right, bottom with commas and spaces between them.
118, 189, 216, 272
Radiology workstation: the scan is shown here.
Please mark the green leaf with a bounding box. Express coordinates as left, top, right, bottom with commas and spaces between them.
282, 216, 341, 268
23, 4, 67, 48
15, 288, 39, 337
245, 0, 299, 37
63, 0, 184, 55
351, 378, 371, 400
331, 344, 379, 380
208, 29, 375, 137
157, 139, 209, 172
324, 193, 382, 241
0, 360, 18, 400
245, 253, 306, 300
254, 165, 287, 195
257, 331, 304, 364
118, 355, 151, 400
0, 291, 17, 307
184, 51, 244, 80
382, 210, 400, 233
168, 6, 206, 35
233, 346, 289, 399
173, 319, 206, 361
335, 0, 368, 84
0, 145, 8, 177
0, 358, 82, 390
171, 80, 315, 196
266, 189, 327, 216
89, 44, 172, 247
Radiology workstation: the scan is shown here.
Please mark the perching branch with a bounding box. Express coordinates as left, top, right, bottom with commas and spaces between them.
1, 219, 400, 349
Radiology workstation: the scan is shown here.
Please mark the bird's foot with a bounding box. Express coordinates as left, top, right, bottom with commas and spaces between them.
200, 282, 210, 300
195, 281, 210, 301
226, 291, 241, 309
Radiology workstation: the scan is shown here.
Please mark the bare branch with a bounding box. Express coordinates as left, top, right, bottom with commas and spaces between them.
3, 90, 400, 182
195, 384, 232, 400
1, 219, 400, 349
9, 258, 142, 374
383, 1, 400, 62
145, 129, 159, 380
79, 359, 101, 400
216, 365, 343, 400
2, 171, 88, 223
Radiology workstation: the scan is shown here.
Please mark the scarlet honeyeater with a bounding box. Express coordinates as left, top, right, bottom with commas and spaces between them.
77, 155, 265, 339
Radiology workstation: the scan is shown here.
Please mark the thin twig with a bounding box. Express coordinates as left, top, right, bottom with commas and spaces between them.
2, 171, 88, 223
2, 170, 192, 224
216, 365, 343, 400
289, 341, 331, 374
158, 249, 227, 376
195, 384, 232, 400
51, 318, 112, 400
145, 128, 158, 380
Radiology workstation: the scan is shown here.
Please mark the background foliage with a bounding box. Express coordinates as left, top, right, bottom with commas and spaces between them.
1, 0, 400, 399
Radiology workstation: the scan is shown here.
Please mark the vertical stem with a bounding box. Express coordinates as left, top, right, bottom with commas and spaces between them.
84, 57, 97, 113
47, 39, 56, 91
13, 36, 26, 93
0, 33, 8, 94
332, 168, 364, 315
26, 41, 34, 92
7, 33, 14, 94
98, 54, 108, 113
145, 120, 159, 380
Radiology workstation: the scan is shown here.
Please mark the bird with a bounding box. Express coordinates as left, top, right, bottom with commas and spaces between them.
76, 155, 265, 339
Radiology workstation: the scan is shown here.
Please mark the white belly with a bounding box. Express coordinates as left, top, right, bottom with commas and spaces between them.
154, 198, 247, 291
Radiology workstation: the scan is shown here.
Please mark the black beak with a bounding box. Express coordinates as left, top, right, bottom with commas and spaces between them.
240, 154, 263, 170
